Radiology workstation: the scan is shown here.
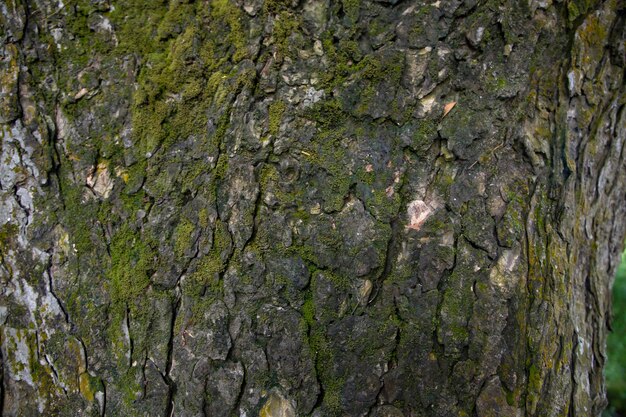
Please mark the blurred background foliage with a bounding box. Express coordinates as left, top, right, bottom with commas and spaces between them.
605, 250, 626, 417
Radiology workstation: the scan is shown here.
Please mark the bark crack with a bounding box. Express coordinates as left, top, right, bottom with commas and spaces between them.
163, 290, 181, 417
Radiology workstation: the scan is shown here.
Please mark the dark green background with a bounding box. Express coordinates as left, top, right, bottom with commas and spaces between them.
606, 250, 626, 416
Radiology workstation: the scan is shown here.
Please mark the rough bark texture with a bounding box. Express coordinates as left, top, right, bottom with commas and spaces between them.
0, 0, 625, 416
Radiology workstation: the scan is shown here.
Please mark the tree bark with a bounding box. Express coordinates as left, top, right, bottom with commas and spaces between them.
1, 0, 625, 416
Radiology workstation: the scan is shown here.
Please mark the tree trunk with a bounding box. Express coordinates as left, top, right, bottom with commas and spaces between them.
1, 0, 624, 416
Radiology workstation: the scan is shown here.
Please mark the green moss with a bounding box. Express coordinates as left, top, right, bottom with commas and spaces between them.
60, 181, 98, 256
528, 363, 542, 394
186, 220, 231, 296
79, 372, 103, 402
157, 1, 196, 40
53, 0, 248, 166
174, 217, 195, 258
342, 0, 360, 23
577, 13, 608, 46
567, 2, 581, 21
498, 202, 524, 247
322, 376, 345, 414
117, 367, 144, 405
302, 294, 315, 325
110, 1, 167, 56
367, 19, 388, 38
214, 152, 230, 182
308, 321, 344, 415
0, 223, 18, 250
61, 1, 116, 62
263, 0, 293, 14
364, 54, 404, 83
306, 98, 346, 127
268, 100, 286, 136
108, 225, 155, 303
367, 187, 402, 222
259, 163, 280, 188
337, 39, 362, 63
485, 73, 509, 95
346, 53, 406, 116
413, 119, 437, 150
317, 36, 402, 92
437, 264, 475, 352
211, 0, 248, 62
272, 11, 300, 59
198, 208, 210, 228
566, 0, 599, 22
129, 24, 204, 155
27, 332, 61, 401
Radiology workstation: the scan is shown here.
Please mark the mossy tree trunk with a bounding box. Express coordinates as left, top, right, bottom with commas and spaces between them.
1, 0, 625, 416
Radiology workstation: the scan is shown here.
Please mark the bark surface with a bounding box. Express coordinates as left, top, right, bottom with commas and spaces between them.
0, 0, 625, 416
